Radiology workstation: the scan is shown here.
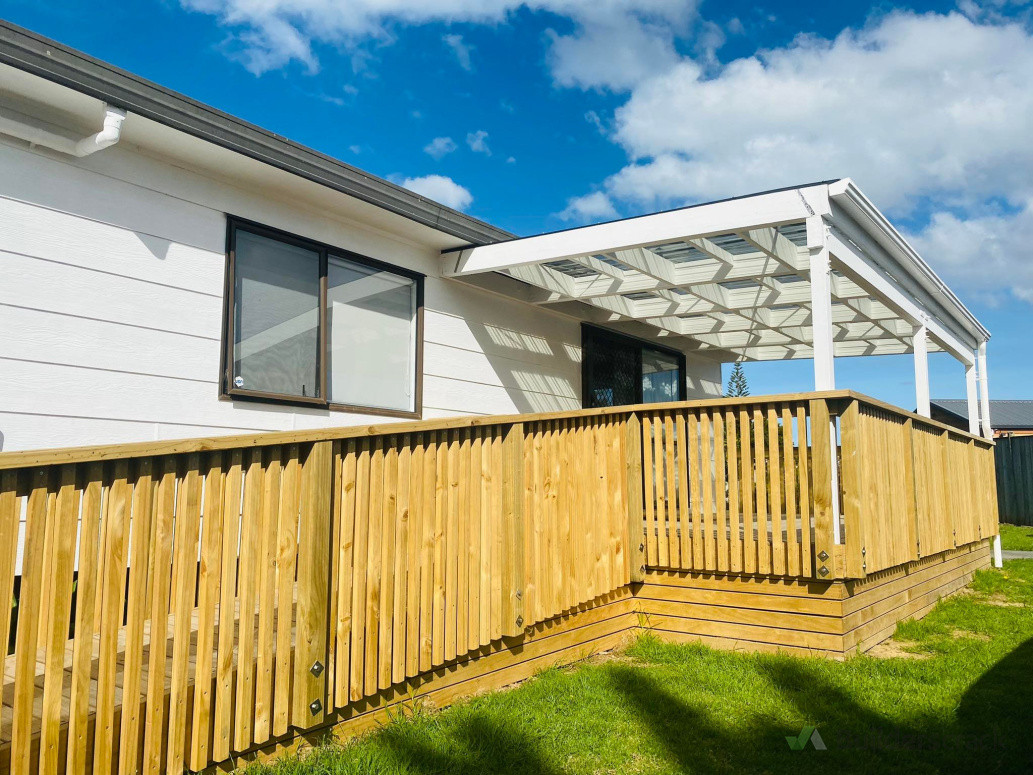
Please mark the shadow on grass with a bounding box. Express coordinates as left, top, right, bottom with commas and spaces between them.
376, 711, 562, 775
605, 637, 1033, 775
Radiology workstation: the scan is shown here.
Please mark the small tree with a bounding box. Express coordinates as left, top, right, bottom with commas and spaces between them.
726, 361, 750, 397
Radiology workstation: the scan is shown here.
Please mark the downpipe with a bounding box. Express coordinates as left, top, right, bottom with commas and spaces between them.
0, 104, 126, 157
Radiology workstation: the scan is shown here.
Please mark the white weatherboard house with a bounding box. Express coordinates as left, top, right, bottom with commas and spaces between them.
0, 23, 1007, 775
0, 20, 993, 453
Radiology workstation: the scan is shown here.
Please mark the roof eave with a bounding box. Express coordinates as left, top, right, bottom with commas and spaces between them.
828, 178, 990, 343
0, 20, 515, 246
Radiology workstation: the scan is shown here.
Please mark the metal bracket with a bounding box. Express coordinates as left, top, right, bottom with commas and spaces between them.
818, 566, 830, 578
817, 550, 829, 563
515, 616, 524, 628
310, 660, 324, 677
309, 699, 322, 716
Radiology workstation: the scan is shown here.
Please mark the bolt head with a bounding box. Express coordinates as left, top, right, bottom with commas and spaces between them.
310, 660, 324, 677
516, 616, 524, 628
818, 565, 830, 577
309, 699, 322, 716
817, 550, 830, 562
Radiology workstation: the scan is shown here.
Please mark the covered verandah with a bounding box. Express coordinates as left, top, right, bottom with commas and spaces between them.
442, 178, 993, 440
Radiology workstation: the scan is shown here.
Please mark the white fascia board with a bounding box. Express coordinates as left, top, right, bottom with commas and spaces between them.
826, 230, 975, 365
444, 185, 829, 276
827, 179, 989, 344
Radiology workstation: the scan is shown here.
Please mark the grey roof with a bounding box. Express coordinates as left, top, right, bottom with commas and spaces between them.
0, 20, 514, 246
932, 399, 1033, 430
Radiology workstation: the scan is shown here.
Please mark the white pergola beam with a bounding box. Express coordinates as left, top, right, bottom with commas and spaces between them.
444, 186, 822, 276
827, 230, 975, 366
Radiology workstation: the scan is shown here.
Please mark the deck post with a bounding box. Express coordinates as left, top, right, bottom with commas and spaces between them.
625, 413, 646, 583
965, 362, 980, 435
292, 440, 333, 729
913, 322, 931, 418
501, 422, 527, 637
977, 341, 993, 440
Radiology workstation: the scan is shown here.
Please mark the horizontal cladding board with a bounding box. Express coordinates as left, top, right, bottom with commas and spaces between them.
422, 374, 580, 416
1, 250, 222, 339
0, 140, 225, 253
0, 305, 220, 383
0, 194, 224, 295
0, 358, 402, 434
422, 342, 578, 400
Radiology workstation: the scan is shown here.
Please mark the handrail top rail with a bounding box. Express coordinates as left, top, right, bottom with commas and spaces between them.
0, 389, 990, 471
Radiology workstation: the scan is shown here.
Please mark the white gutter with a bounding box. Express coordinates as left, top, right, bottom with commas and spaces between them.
0, 104, 126, 157
827, 178, 990, 343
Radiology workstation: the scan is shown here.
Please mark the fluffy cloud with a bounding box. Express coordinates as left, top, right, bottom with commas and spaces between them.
906, 203, 1033, 305
180, 0, 696, 83
466, 130, 491, 155
424, 136, 457, 159
443, 33, 473, 71
569, 11, 1033, 304
398, 174, 473, 210
604, 12, 1033, 211
558, 191, 619, 222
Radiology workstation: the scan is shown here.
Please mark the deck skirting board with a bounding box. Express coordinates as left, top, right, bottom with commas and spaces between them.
222, 540, 993, 771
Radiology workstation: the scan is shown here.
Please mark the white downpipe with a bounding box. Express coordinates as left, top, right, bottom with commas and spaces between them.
977, 341, 993, 440
0, 104, 126, 157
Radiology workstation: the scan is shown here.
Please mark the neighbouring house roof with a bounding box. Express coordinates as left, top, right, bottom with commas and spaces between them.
0, 19, 514, 246
932, 399, 1033, 430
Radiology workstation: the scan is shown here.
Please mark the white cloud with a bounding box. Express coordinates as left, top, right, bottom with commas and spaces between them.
398, 174, 473, 210
424, 136, 457, 159
180, 0, 696, 84
603, 13, 1033, 211
443, 33, 473, 71
558, 191, 619, 222
466, 129, 491, 155
906, 203, 1033, 305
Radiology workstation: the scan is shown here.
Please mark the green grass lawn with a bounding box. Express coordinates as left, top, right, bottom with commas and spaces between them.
1000, 523, 1033, 551
251, 562, 1033, 775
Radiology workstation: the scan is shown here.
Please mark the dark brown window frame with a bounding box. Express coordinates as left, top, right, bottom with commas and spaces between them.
220, 216, 424, 420
581, 323, 687, 408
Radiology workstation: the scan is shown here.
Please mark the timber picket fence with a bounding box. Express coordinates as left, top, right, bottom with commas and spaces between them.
0, 390, 997, 773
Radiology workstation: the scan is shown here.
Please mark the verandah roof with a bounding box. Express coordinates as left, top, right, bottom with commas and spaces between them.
442, 179, 993, 436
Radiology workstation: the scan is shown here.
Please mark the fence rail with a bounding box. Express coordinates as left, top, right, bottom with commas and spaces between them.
0, 390, 996, 774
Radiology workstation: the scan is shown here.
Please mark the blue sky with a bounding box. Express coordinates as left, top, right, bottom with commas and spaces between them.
4, 0, 1032, 410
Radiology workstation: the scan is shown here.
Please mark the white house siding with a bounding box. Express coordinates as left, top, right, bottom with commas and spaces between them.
0, 137, 722, 453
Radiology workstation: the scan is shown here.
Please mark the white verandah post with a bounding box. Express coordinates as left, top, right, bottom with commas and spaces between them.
809, 217, 841, 543
965, 361, 979, 435
913, 321, 931, 418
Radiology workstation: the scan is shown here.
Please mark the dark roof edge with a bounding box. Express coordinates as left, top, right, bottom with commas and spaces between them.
0, 20, 515, 246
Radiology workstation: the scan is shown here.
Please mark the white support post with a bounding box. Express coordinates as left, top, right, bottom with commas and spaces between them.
965, 361, 979, 435
913, 321, 930, 417
809, 235, 836, 391
808, 219, 841, 542
993, 534, 1003, 568
977, 341, 992, 440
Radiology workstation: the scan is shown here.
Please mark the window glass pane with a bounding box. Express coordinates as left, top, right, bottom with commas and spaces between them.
583, 329, 639, 408
327, 256, 416, 412
233, 230, 320, 398
641, 348, 681, 403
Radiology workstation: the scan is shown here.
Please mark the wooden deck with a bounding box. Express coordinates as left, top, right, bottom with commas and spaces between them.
0, 391, 999, 774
